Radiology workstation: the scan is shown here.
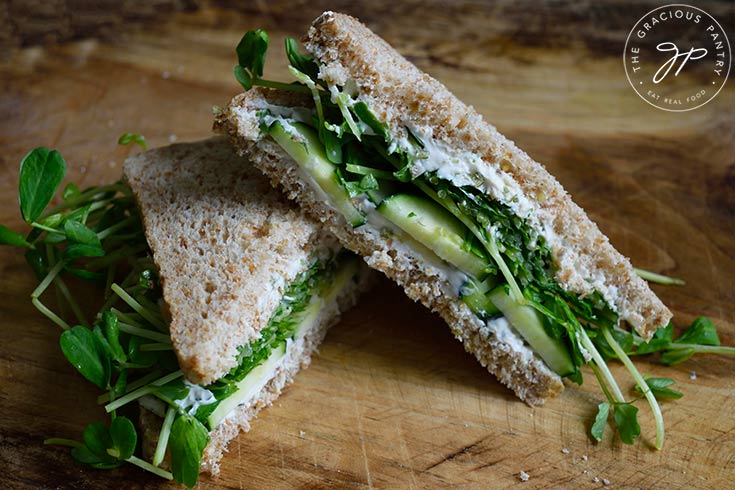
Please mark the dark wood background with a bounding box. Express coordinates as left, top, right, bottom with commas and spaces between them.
1, 1, 733, 488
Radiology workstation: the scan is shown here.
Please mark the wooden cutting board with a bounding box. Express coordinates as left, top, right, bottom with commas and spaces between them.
1, 2, 733, 489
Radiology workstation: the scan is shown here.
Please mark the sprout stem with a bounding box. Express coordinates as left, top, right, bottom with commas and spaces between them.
53, 275, 88, 327
126, 455, 173, 480
153, 406, 176, 467
117, 322, 170, 344
104, 370, 181, 413
602, 325, 664, 450
634, 268, 685, 286
111, 283, 166, 331
32, 297, 70, 330
97, 369, 163, 404
140, 343, 174, 352
31, 260, 66, 299
578, 328, 625, 403
665, 343, 735, 355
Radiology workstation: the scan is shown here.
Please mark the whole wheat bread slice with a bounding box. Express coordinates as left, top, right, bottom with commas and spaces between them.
214, 13, 673, 404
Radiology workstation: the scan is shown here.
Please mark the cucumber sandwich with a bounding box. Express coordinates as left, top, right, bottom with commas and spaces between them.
214, 12, 704, 448
0, 137, 371, 485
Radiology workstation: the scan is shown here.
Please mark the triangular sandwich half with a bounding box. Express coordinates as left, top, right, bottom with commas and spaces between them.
214, 12, 671, 405
121, 137, 372, 477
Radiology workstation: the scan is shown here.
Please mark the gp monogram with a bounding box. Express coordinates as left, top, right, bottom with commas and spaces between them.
624, 4, 731, 111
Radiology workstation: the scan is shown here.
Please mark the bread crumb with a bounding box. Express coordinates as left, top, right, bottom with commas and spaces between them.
518, 470, 530, 482
583, 470, 589, 474
593, 477, 600, 483
299, 430, 305, 437
562, 447, 570, 454
582, 454, 588, 461
690, 371, 697, 380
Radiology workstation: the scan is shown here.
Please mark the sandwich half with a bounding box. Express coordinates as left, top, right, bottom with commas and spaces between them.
214, 12, 672, 406
121, 137, 372, 478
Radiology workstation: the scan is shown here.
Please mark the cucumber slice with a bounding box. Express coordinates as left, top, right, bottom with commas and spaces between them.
207, 255, 360, 429
366, 180, 398, 206
268, 121, 365, 227
207, 341, 288, 429
377, 193, 489, 278
460, 277, 501, 318
487, 286, 574, 376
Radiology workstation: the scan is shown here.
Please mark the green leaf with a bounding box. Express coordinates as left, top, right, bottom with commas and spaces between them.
118, 133, 147, 151
635, 323, 673, 355
636, 377, 683, 400
60, 326, 111, 389
127, 336, 158, 368
613, 403, 641, 444
110, 416, 137, 460
675, 317, 720, 346
63, 243, 105, 260
25, 248, 48, 280
64, 266, 105, 282
352, 102, 389, 139
660, 347, 696, 365
285, 37, 319, 80
234, 65, 253, 90
38, 213, 64, 228
112, 369, 128, 398
64, 220, 102, 247
590, 402, 610, 442
0, 224, 32, 248
63, 182, 81, 201
19, 147, 67, 224
83, 422, 113, 459
71, 445, 108, 465
236, 29, 268, 78
169, 414, 209, 487
320, 125, 343, 164
102, 311, 127, 363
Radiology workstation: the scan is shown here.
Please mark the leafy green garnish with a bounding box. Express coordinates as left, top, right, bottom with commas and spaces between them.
60, 326, 111, 390
169, 415, 210, 487
118, 133, 147, 151
0, 224, 32, 247
19, 147, 67, 224
235, 29, 269, 90
618, 318, 735, 365
613, 403, 641, 444
590, 402, 610, 442
285, 37, 319, 81
64, 417, 138, 469
636, 377, 683, 400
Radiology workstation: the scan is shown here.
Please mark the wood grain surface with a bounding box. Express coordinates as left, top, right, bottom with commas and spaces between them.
1, 1, 734, 489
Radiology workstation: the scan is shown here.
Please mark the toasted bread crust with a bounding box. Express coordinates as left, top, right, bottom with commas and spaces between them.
303, 12, 670, 339
216, 94, 563, 404
124, 138, 338, 385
